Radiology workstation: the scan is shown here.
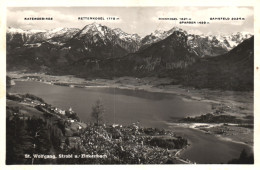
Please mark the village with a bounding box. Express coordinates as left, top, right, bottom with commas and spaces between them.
6, 92, 192, 164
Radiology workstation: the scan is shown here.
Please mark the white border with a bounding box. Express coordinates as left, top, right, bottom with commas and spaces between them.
0, 0, 259, 170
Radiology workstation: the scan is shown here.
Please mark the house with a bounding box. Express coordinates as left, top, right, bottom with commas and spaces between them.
67, 119, 75, 123
24, 98, 32, 102
68, 107, 75, 114
18, 116, 29, 120
112, 124, 119, 128
59, 110, 66, 115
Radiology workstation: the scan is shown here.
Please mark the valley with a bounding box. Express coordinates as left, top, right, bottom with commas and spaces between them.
6, 23, 254, 91
6, 73, 254, 164
8, 72, 254, 146
6, 21, 254, 164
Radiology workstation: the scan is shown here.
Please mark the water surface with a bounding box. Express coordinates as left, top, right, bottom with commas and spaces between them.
8, 80, 252, 163
9, 81, 211, 127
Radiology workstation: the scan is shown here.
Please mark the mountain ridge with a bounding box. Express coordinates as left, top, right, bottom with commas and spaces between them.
6, 24, 254, 91
7, 23, 252, 54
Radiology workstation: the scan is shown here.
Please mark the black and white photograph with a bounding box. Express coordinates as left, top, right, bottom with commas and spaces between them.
4, 5, 256, 165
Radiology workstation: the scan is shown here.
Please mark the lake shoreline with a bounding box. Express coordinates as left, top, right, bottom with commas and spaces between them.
167, 122, 253, 148
7, 72, 254, 142
6, 93, 193, 164
7, 71, 254, 163
8, 71, 252, 96
7, 71, 253, 117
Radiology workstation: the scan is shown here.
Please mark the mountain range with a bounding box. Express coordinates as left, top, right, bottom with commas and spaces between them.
7, 23, 252, 55
6, 23, 254, 91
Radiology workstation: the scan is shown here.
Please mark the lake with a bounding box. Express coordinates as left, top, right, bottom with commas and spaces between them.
8, 81, 211, 127
8, 80, 252, 163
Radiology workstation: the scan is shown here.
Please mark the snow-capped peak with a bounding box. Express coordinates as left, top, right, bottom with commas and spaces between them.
28, 29, 47, 33
153, 29, 164, 35
112, 28, 141, 42
82, 22, 102, 31
7, 27, 27, 34
141, 26, 189, 46
7, 27, 46, 34
42, 27, 77, 39
113, 28, 123, 34
49, 27, 65, 33
79, 22, 109, 36
231, 31, 251, 36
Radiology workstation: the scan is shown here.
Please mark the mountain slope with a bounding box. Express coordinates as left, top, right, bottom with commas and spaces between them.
92, 30, 200, 77
7, 27, 80, 46
7, 25, 252, 59
6, 24, 254, 91
94, 35, 254, 91
182, 36, 254, 91
6, 23, 141, 72
63, 23, 129, 61
112, 28, 141, 53
141, 28, 252, 57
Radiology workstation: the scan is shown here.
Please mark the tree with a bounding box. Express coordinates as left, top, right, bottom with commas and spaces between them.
6, 116, 33, 164
91, 99, 105, 126
228, 149, 254, 164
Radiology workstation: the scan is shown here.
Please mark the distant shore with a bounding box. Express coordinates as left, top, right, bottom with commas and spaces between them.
167, 122, 253, 148
8, 71, 253, 115
7, 71, 254, 148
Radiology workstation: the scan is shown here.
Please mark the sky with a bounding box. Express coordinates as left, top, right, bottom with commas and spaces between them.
7, 7, 254, 36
